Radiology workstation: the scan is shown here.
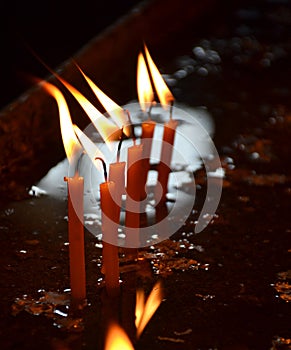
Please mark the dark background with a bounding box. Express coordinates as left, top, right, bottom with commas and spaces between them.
0, 0, 143, 110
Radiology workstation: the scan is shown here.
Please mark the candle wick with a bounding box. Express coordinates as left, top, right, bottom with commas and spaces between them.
95, 157, 108, 182
169, 100, 174, 120
117, 126, 124, 163
147, 101, 155, 120
125, 109, 136, 146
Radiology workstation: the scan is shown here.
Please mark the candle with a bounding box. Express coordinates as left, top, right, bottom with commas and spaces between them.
65, 174, 86, 307
125, 142, 143, 247
41, 81, 87, 308
140, 120, 156, 200
137, 50, 156, 201
138, 44, 176, 205
109, 162, 126, 197
97, 158, 120, 298
108, 129, 126, 205
156, 116, 178, 204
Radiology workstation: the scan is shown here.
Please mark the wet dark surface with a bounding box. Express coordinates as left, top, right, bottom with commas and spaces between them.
0, 1, 291, 349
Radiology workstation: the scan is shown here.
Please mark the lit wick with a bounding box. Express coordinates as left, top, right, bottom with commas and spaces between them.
147, 101, 156, 120
95, 157, 108, 182
169, 100, 174, 120
116, 127, 125, 163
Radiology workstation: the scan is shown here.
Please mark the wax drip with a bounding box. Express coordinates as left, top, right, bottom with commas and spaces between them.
95, 157, 108, 182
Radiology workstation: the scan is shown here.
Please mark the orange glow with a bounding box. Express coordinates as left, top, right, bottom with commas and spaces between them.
105, 323, 134, 350
137, 52, 154, 112
144, 44, 174, 109
135, 281, 163, 339
77, 67, 130, 136
57, 76, 120, 144
41, 81, 82, 164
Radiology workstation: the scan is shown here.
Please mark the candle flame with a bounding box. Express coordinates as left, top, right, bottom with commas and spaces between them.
144, 44, 174, 109
105, 323, 134, 350
73, 124, 104, 171
137, 52, 154, 112
76, 66, 130, 136
135, 281, 163, 339
41, 81, 82, 164
57, 76, 120, 144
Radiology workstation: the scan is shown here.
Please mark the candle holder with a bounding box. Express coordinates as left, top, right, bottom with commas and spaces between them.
69, 102, 222, 249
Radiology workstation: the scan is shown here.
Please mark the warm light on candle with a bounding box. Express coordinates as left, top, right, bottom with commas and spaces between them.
135, 281, 163, 339
144, 44, 174, 109
105, 323, 134, 350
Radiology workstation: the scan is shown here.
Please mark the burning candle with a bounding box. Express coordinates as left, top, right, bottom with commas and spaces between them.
108, 129, 126, 205
41, 81, 86, 308
97, 158, 120, 298
64, 173, 86, 307
125, 120, 143, 247
137, 51, 156, 200
142, 44, 176, 204
156, 113, 178, 204
140, 120, 156, 200
125, 145, 143, 225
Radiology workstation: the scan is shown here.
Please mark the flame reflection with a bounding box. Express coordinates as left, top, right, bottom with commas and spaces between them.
105, 323, 134, 350
135, 281, 163, 339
